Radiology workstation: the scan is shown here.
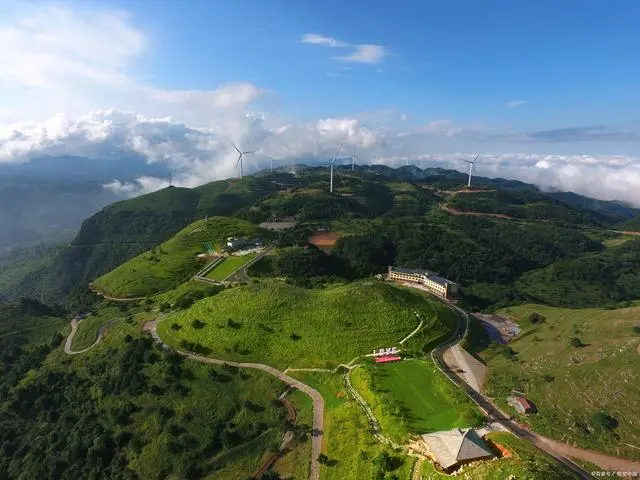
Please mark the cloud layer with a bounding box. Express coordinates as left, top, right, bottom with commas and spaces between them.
2, 4, 640, 207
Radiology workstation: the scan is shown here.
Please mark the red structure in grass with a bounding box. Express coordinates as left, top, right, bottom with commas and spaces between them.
374, 355, 402, 363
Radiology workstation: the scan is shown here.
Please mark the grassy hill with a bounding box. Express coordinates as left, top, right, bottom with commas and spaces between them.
480, 303, 640, 460
92, 217, 272, 297
0, 179, 279, 306
157, 281, 457, 369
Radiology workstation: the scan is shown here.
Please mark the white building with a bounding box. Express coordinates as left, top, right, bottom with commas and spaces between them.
388, 266, 458, 298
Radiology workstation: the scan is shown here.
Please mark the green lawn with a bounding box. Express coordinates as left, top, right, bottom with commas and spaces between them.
351, 359, 483, 441
92, 216, 271, 297
420, 432, 581, 479
156, 280, 454, 369
482, 304, 640, 460
205, 254, 256, 281
289, 371, 413, 480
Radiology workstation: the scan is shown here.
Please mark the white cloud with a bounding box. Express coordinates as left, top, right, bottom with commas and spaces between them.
2, 4, 640, 206
506, 100, 526, 108
301, 32, 387, 66
301, 33, 348, 48
338, 44, 387, 65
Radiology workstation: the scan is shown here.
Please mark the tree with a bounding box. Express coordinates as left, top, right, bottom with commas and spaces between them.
633, 325, 640, 334
191, 319, 205, 329
318, 453, 329, 464
591, 411, 618, 431
528, 312, 545, 324
570, 336, 583, 348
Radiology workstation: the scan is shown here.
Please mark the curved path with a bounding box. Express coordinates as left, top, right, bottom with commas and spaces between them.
64, 318, 104, 354
150, 322, 324, 480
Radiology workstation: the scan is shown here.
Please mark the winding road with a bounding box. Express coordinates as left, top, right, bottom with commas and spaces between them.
431, 295, 640, 478
64, 318, 104, 354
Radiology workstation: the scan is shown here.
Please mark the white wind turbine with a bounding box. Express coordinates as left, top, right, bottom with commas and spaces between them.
464, 154, 480, 187
232, 143, 255, 179
351, 149, 360, 171
329, 144, 343, 193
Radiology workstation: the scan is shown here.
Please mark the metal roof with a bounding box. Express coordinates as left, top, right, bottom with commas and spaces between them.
421, 428, 494, 469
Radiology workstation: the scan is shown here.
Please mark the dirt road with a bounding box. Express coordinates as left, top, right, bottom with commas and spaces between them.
150, 322, 324, 480
64, 318, 103, 355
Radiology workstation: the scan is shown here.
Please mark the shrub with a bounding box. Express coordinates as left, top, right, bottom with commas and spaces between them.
591, 411, 618, 431
570, 336, 583, 348
633, 325, 640, 334
191, 319, 205, 329
171, 323, 182, 331
528, 312, 546, 324
543, 374, 554, 383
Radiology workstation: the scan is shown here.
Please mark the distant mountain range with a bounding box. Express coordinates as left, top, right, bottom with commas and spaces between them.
0, 156, 170, 252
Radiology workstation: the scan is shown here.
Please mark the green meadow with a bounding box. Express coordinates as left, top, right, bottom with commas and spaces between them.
157, 281, 454, 369
350, 359, 483, 441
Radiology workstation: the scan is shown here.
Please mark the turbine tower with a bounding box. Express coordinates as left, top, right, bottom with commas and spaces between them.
464, 154, 480, 188
351, 149, 360, 171
329, 144, 343, 193
232, 143, 255, 179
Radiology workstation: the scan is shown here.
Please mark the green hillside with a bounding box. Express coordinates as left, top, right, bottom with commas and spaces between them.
92, 217, 272, 297
447, 189, 613, 226
157, 281, 457, 368
517, 238, 640, 307
481, 303, 640, 460
0, 301, 296, 480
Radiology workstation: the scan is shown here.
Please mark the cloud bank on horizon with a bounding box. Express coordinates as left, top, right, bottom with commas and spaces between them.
2, 3, 640, 205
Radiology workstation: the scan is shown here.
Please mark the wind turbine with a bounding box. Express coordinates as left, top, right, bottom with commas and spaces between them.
351, 149, 360, 171
464, 154, 480, 188
232, 143, 255, 179
329, 144, 343, 193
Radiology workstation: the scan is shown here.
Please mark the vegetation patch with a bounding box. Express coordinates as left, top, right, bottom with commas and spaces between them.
205, 254, 257, 281
481, 304, 640, 460
157, 281, 454, 369
350, 359, 483, 441
92, 217, 271, 297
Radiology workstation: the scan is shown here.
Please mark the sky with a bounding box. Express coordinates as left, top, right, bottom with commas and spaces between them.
1, 0, 640, 203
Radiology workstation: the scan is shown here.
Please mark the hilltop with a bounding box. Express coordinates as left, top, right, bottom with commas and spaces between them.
2, 164, 640, 311
92, 217, 273, 298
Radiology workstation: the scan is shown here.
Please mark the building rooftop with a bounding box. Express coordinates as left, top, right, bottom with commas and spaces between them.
389, 266, 457, 287
389, 266, 431, 276
421, 428, 494, 470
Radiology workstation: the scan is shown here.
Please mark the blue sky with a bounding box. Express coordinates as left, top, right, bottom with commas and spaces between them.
1, 0, 640, 203
110, 0, 640, 127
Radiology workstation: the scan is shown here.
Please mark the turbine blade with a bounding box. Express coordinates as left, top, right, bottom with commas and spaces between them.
231, 143, 241, 154
473, 154, 480, 163
236, 153, 242, 166
243, 150, 256, 154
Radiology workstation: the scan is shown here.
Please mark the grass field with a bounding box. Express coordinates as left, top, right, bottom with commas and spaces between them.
419, 432, 581, 479
481, 304, 640, 460
205, 254, 256, 281
351, 359, 483, 441
288, 371, 413, 480
156, 281, 455, 369
92, 216, 271, 297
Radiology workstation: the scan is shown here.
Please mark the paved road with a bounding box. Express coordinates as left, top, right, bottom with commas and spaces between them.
150, 322, 324, 480
432, 298, 599, 479
64, 318, 103, 354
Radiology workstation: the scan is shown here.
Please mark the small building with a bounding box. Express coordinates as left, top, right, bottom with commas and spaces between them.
420, 428, 495, 472
388, 266, 458, 298
508, 395, 535, 414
